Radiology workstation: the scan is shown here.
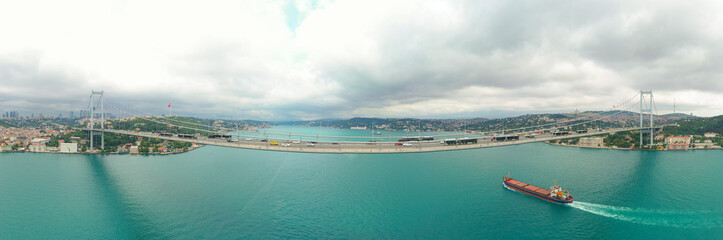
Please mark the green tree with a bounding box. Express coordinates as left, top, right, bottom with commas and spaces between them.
604, 131, 634, 148
48, 138, 59, 147
664, 116, 723, 136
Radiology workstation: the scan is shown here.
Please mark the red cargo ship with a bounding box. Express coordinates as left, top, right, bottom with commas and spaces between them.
503, 175, 573, 204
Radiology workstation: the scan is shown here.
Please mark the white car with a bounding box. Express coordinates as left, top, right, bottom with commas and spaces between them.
292, 140, 301, 144
281, 143, 291, 147
306, 142, 315, 147
402, 142, 412, 147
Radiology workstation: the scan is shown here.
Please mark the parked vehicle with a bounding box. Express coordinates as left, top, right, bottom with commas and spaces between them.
209, 134, 232, 139
178, 134, 197, 139
306, 142, 315, 147
270, 141, 278, 145
398, 136, 434, 142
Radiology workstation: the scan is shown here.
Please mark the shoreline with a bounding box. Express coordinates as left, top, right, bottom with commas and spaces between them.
545, 142, 722, 151
545, 142, 634, 151
0, 145, 203, 155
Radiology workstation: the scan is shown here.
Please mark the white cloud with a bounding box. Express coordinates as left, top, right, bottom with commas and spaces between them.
0, 0, 722, 119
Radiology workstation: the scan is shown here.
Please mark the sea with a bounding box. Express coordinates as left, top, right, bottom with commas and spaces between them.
1, 126, 722, 239
233, 125, 483, 142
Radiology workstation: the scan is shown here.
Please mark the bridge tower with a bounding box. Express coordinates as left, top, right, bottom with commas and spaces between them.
89, 90, 104, 151
639, 90, 654, 147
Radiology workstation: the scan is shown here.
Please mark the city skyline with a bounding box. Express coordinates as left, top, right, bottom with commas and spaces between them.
1, 0, 723, 120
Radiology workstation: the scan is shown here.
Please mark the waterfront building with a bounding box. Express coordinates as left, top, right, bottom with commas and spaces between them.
60, 143, 78, 153
579, 137, 604, 147
29, 143, 47, 152
129, 146, 139, 154
704, 132, 719, 138
693, 139, 720, 149
665, 136, 691, 145
667, 143, 689, 151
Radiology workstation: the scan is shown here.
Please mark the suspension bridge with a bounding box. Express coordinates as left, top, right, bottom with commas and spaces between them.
80, 90, 663, 153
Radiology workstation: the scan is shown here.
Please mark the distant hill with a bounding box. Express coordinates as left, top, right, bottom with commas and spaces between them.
0, 118, 78, 128
108, 116, 271, 135
280, 111, 696, 132
663, 115, 723, 136
660, 113, 697, 118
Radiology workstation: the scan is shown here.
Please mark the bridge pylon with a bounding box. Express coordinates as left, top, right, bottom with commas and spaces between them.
89, 90, 104, 151
639, 90, 654, 147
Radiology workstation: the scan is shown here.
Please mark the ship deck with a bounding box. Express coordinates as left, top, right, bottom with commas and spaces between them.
503, 177, 573, 203
505, 178, 551, 196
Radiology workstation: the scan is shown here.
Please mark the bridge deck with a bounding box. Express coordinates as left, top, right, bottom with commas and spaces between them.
85, 127, 651, 154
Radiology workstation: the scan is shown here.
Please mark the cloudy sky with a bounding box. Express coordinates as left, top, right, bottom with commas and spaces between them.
1, 0, 722, 120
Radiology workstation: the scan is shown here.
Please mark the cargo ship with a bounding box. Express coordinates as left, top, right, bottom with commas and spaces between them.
503, 175, 573, 204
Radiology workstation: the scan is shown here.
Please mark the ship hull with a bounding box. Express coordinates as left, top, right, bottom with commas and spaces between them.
503, 177, 573, 204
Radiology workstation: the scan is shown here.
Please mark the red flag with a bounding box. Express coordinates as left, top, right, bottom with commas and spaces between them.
168, 103, 171, 108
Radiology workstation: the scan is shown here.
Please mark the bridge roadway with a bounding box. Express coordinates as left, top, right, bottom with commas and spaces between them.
86, 127, 652, 154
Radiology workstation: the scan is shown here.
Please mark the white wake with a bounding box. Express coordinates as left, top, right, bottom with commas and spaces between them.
569, 201, 723, 228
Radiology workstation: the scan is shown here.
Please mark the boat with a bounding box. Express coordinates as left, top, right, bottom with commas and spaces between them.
502, 174, 573, 204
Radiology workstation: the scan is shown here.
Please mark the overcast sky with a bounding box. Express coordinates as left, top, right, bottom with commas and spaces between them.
1, 0, 722, 120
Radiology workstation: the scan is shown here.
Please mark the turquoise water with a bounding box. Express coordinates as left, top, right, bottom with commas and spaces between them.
2, 143, 723, 239
235, 125, 482, 142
